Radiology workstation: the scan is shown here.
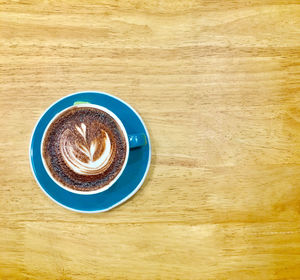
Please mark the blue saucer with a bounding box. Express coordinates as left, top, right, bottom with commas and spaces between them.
29, 92, 151, 212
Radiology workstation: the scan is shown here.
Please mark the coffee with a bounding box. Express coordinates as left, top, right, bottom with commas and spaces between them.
42, 105, 128, 193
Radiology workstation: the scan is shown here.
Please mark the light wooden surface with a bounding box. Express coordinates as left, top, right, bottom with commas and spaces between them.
0, 1, 299, 279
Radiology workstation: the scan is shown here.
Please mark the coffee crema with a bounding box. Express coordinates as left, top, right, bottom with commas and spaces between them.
42, 106, 127, 192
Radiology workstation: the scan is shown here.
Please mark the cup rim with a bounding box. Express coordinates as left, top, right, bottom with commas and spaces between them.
40, 103, 130, 195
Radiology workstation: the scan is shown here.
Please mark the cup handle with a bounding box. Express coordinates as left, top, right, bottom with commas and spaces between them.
128, 133, 147, 149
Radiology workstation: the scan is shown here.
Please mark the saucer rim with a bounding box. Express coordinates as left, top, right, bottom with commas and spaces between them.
29, 91, 151, 213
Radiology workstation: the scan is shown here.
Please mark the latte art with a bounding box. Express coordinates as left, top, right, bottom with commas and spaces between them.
60, 123, 113, 176
42, 106, 127, 193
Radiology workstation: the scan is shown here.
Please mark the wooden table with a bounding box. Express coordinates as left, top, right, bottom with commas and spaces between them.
0, 1, 299, 279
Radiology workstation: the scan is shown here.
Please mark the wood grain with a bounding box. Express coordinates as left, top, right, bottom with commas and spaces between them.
0, 1, 299, 279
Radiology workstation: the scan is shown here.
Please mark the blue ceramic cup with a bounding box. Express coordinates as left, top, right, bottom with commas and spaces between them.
41, 102, 147, 195
29, 92, 151, 212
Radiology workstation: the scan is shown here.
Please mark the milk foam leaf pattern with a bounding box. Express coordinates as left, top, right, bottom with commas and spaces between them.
60, 122, 113, 176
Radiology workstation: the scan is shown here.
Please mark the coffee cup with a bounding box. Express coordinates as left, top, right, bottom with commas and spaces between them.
41, 102, 146, 195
